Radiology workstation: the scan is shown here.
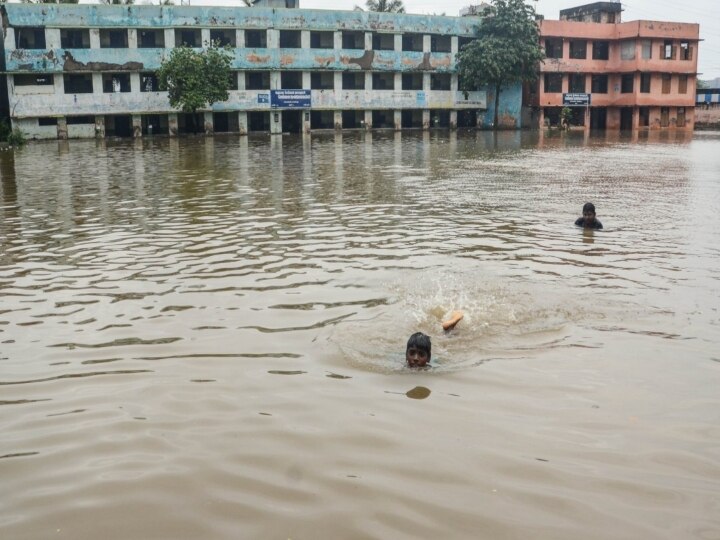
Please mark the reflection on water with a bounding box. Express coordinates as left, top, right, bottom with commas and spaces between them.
1, 130, 719, 539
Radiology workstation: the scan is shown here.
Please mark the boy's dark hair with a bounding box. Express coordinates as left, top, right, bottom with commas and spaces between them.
582, 202, 596, 214
406, 332, 431, 356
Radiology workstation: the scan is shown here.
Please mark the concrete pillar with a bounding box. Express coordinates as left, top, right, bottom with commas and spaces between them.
132, 115, 142, 137
422, 109, 430, 130
394, 72, 401, 91
423, 35, 432, 53
451, 73, 458, 93
204, 112, 213, 134
423, 72, 430, 92
92, 73, 103, 94
268, 29, 279, 49
365, 71, 373, 91
303, 110, 311, 134
334, 31, 342, 50
538, 108, 545, 129
301, 30, 310, 49
632, 106, 639, 130
302, 71, 311, 89
46, 29, 61, 49
236, 29, 245, 48
449, 110, 457, 130
394, 109, 402, 130
451, 36, 458, 55
562, 38, 569, 60
57, 118, 68, 140
95, 116, 105, 138
54, 72, 65, 95
237, 71, 246, 90
89, 29, 100, 49
364, 32, 372, 50
271, 111, 282, 134
334, 110, 342, 130
130, 72, 140, 93
201, 28, 211, 47
128, 29, 138, 48
364, 110, 372, 129
394, 34, 402, 51
168, 113, 178, 136
164, 29, 175, 48
4, 28, 15, 52
334, 72, 342, 92
238, 111, 248, 135
270, 71, 281, 89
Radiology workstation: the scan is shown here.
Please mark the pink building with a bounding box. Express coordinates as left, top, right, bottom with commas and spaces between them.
533, 2, 699, 130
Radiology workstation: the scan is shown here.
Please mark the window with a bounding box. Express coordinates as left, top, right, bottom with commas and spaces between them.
210, 30, 236, 47
402, 73, 423, 90
660, 106, 669, 127
100, 29, 128, 48
569, 73, 586, 93
63, 74, 93, 94
641, 39, 652, 59
342, 31, 364, 50
591, 74, 608, 93
662, 40, 675, 60
175, 29, 201, 47
677, 107, 686, 127
621, 73, 634, 93
662, 73, 671, 93
372, 33, 395, 51
245, 30, 267, 48
102, 73, 131, 93
140, 72, 159, 92
592, 41, 609, 60
15, 27, 46, 49
620, 41, 635, 60
342, 72, 365, 90
246, 71, 270, 90
38, 117, 58, 126
402, 34, 423, 52
310, 31, 333, 49
544, 38, 563, 59
680, 41, 692, 60
139, 29, 164, 48
430, 35, 451, 53
61, 29, 90, 49
279, 30, 301, 48
640, 73, 651, 93
372, 72, 394, 90
227, 72, 238, 91
310, 72, 334, 90
14, 74, 54, 86
430, 73, 451, 90
280, 71, 302, 90
569, 40, 586, 59
67, 116, 95, 125
678, 75, 688, 94
544, 73, 562, 93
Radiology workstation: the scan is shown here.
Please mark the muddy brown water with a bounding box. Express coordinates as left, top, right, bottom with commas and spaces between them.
1, 131, 719, 539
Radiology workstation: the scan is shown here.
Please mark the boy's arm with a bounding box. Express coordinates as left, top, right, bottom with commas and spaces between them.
442, 311, 464, 331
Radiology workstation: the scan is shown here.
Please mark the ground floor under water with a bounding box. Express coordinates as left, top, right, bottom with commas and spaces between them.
13, 109, 490, 139
538, 105, 694, 130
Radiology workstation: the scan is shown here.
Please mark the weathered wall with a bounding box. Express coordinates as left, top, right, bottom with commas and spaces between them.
481, 84, 523, 128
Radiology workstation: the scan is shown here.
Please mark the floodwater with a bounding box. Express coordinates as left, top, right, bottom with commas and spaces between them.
1, 130, 719, 539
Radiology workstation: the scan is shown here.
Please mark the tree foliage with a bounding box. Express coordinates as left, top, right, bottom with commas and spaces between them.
365, 0, 405, 13
456, 0, 544, 128
157, 43, 233, 118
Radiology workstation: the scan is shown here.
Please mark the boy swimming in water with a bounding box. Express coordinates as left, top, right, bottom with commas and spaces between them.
406, 311, 464, 368
575, 202, 603, 230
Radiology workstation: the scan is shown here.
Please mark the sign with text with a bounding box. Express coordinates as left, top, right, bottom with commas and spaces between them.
270, 89, 311, 109
563, 93, 591, 106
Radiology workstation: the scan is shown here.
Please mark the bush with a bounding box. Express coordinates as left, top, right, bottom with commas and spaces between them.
6, 127, 27, 147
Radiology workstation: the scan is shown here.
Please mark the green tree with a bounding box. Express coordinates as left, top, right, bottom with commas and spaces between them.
157, 43, 233, 132
365, 0, 405, 13
456, 0, 544, 129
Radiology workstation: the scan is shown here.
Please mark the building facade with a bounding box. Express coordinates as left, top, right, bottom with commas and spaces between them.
1, 4, 522, 140
533, 2, 699, 130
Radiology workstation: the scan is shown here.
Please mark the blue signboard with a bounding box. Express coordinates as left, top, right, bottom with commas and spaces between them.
563, 93, 591, 106
271, 89, 311, 109
416, 91, 426, 106
257, 93, 269, 104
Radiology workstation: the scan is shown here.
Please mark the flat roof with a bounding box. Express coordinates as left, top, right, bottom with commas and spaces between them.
560, 2, 623, 18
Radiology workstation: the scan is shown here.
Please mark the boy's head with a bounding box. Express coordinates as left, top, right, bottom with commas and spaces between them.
582, 202, 597, 220
406, 332, 431, 368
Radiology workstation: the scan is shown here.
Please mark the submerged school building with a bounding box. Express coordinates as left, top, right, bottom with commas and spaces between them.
0, 3, 521, 140
534, 2, 699, 130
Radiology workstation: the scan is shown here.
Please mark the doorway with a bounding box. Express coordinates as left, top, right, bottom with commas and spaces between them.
620, 107, 633, 130
590, 108, 606, 130
282, 110, 302, 133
